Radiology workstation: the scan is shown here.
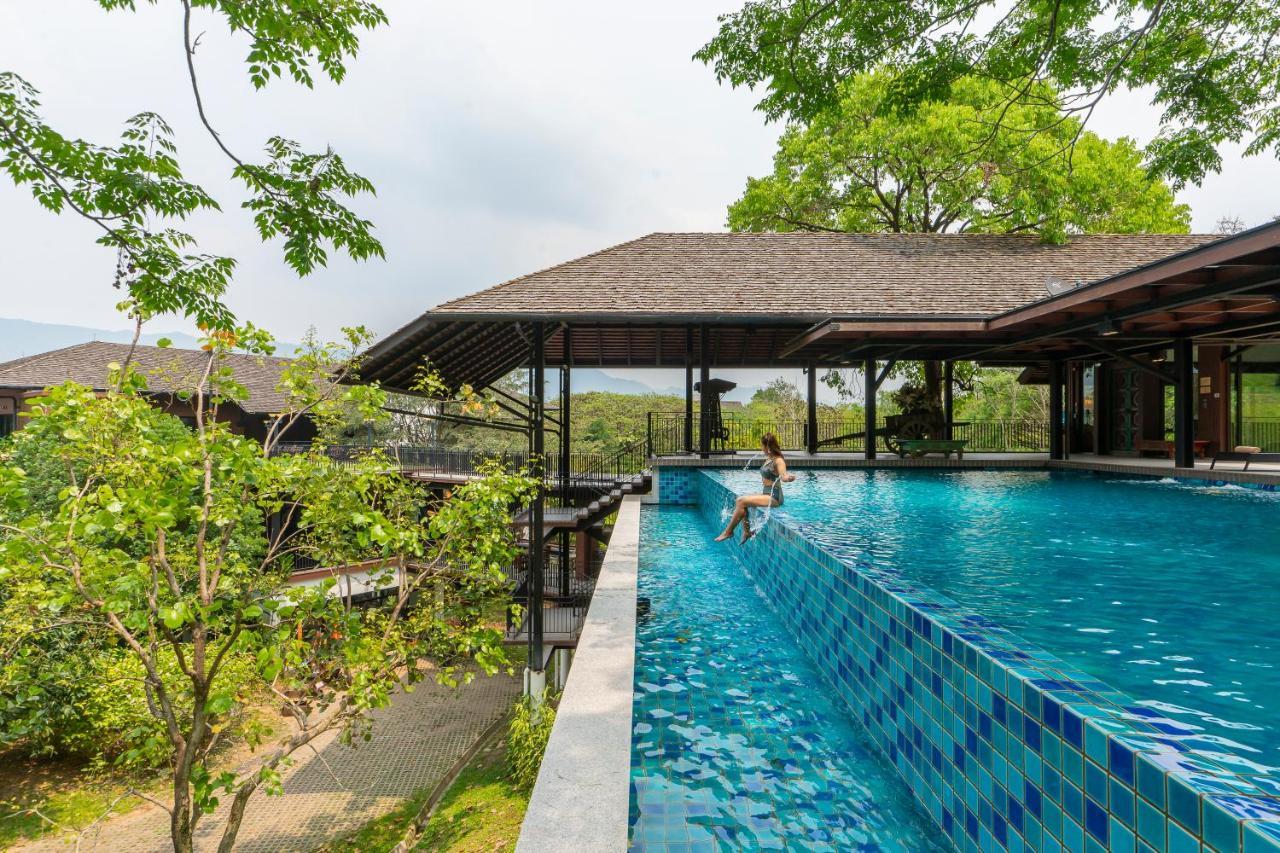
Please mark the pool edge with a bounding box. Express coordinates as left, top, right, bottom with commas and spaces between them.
517, 495, 640, 853
680, 468, 1280, 853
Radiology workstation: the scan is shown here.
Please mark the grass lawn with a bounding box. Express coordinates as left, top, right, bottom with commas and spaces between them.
317, 737, 529, 853
0, 753, 163, 848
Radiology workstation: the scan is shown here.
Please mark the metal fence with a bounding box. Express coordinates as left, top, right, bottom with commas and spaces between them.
271, 442, 647, 482
645, 413, 1050, 456
1242, 419, 1280, 452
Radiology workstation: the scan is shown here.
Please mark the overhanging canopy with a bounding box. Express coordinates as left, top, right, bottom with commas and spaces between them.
359, 227, 1280, 392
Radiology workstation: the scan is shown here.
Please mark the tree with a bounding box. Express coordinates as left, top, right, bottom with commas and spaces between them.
729, 73, 1191, 242
0, 1, 387, 331
0, 331, 536, 852
730, 71, 1189, 412
697, 0, 1280, 188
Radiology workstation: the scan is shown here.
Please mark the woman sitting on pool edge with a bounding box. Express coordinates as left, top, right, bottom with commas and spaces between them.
715, 432, 795, 542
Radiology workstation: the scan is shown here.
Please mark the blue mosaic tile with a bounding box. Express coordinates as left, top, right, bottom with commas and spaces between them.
685, 469, 1280, 853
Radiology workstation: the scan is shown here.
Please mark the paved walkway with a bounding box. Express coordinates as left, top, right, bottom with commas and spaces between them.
22, 669, 520, 852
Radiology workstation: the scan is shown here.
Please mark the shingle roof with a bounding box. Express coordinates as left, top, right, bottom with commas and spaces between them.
432, 232, 1220, 318
0, 342, 295, 414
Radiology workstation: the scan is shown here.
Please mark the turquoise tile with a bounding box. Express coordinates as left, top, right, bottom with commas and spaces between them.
1203, 797, 1242, 853
1168, 819, 1201, 853
1084, 724, 1109, 768
1137, 756, 1167, 810
1112, 818, 1137, 853
1244, 822, 1280, 853
1137, 798, 1166, 851
1169, 776, 1201, 835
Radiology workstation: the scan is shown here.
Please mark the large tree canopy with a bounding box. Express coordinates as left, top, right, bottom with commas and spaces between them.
697, 0, 1280, 187
0, 1, 388, 330
728, 74, 1190, 242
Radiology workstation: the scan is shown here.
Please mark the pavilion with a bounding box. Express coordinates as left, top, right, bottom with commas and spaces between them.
357, 222, 1280, 683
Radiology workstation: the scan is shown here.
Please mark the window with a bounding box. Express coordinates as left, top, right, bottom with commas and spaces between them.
0, 397, 16, 438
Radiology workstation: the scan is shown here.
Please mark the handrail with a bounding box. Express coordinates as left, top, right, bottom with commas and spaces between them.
645, 412, 1052, 455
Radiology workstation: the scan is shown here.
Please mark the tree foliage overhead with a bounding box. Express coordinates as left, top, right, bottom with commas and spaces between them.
729, 73, 1190, 243
696, 0, 1280, 188
0, 0, 388, 330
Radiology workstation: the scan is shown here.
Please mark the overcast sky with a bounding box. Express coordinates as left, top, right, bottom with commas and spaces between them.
3, 0, 1279, 393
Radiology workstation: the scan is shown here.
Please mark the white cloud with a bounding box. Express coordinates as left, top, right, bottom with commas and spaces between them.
1, 0, 1277, 355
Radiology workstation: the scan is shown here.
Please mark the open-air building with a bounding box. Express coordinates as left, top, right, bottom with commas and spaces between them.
356, 222, 1280, 852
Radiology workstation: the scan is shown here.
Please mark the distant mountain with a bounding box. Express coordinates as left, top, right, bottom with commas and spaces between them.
0, 320, 779, 402
570, 369, 767, 401
0, 318, 296, 363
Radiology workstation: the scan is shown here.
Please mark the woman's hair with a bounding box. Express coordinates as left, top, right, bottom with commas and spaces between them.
761, 432, 783, 457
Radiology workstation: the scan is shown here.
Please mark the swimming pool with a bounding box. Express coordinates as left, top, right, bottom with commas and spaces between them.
630, 505, 945, 851
649, 464, 1280, 853
709, 468, 1280, 762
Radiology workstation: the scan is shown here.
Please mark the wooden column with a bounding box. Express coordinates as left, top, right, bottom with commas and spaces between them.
864, 358, 877, 460
1048, 360, 1065, 460
1196, 344, 1230, 455
698, 325, 711, 458
1173, 338, 1195, 468
1234, 352, 1244, 448
684, 327, 694, 454
806, 361, 818, 455
943, 360, 954, 440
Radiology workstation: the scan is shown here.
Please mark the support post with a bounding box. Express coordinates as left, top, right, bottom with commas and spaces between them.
526, 322, 546, 688
684, 327, 694, 455
698, 325, 710, 459
1049, 360, 1065, 460
864, 358, 877, 460
806, 361, 818, 455
1234, 352, 1244, 448
1173, 338, 1195, 468
943, 360, 954, 441
559, 334, 571, 597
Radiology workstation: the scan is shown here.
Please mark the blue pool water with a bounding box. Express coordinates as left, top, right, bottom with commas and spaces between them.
630, 506, 945, 851
712, 468, 1280, 765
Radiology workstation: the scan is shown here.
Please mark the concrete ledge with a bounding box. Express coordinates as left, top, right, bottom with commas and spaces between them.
516, 496, 640, 853
1048, 457, 1280, 487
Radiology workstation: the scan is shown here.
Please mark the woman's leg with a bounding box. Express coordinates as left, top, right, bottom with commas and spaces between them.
742, 495, 781, 541
715, 495, 772, 541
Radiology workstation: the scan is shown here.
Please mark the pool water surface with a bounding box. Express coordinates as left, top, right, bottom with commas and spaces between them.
711, 468, 1280, 765
630, 505, 946, 851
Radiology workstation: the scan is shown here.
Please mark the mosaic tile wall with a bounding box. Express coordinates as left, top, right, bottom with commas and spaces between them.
687, 469, 1280, 853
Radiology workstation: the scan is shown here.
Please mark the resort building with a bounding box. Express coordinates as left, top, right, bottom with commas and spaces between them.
361, 222, 1280, 853
0, 341, 317, 444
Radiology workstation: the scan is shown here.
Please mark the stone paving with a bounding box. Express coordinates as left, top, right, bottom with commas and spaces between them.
20, 668, 520, 852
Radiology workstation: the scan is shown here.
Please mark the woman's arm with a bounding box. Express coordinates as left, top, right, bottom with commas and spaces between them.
777, 457, 796, 482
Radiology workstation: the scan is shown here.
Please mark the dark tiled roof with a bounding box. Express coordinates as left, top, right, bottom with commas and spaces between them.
0, 342, 295, 414
432, 232, 1220, 318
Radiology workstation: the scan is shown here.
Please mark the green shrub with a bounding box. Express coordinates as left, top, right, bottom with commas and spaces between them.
506, 692, 557, 791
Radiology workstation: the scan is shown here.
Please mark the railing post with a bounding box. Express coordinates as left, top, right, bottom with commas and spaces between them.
646, 411, 653, 458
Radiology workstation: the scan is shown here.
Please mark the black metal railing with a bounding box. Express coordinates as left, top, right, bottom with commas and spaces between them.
645, 413, 1050, 455
505, 548, 594, 642
271, 442, 648, 484
1241, 419, 1280, 452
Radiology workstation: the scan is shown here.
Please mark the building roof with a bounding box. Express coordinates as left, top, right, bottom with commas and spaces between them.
0, 342, 296, 414
433, 232, 1219, 319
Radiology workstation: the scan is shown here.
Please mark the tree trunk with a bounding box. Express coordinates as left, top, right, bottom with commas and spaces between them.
172, 779, 194, 853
